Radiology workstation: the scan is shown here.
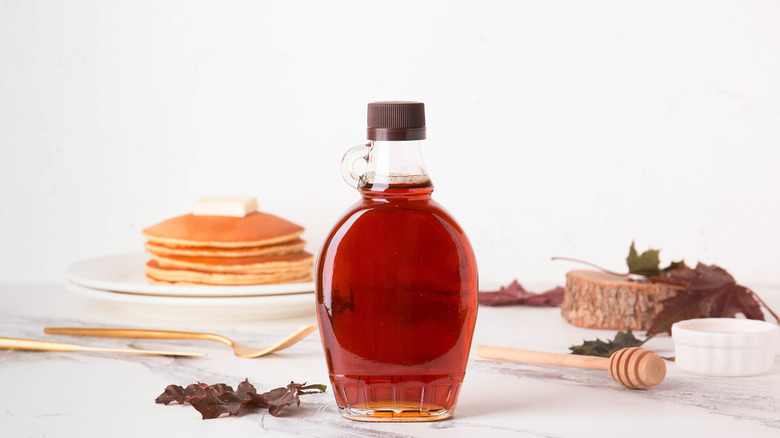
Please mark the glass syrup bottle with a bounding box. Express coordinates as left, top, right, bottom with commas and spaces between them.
316, 101, 478, 422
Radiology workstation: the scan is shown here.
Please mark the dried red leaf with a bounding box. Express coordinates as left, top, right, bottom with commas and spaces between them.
733, 287, 765, 320
155, 379, 326, 420
191, 385, 235, 419
645, 288, 712, 337
254, 383, 304, 416
479, 280, 564, 307
154, 383, 204, 405
646, 263, 775, 336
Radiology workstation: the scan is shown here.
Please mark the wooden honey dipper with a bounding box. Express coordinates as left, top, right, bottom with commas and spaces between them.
476, 345, 666, 389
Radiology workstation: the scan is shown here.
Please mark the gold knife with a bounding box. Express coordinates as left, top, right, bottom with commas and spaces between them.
0, 337, 206, 357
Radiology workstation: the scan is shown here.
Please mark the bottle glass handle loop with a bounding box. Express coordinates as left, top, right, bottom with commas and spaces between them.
340, 143, 370, 189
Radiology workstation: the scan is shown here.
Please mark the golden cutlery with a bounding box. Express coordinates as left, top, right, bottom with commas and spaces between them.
0, 337, 205, 357
45, 325, 318, 358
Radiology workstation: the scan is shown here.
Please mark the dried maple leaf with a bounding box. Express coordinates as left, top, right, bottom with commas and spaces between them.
155, 379, 326, 420
626, 242, 662, 276
644, 288, 712, 338
663, 259, 687, 272
570, 330, 646, 358
479, 280, 564, 307
646, 263, 777, 336
626, 241, 686, 277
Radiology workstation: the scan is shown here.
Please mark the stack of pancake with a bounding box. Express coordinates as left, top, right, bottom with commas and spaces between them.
142, 211, 313, 286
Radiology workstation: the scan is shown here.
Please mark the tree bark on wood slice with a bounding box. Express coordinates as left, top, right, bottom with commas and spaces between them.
561, 270, 684, 330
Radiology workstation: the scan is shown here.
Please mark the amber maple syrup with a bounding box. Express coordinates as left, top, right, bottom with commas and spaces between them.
316, 102, 478, 422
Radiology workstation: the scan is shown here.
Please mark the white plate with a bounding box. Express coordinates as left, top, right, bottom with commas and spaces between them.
65, 280, 316, 321
66, 252, 315, 297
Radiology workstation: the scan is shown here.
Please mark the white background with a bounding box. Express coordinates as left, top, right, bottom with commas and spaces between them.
1, 1, 779, 286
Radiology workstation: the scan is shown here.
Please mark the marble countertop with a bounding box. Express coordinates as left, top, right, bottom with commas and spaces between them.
2, 283, 778, 437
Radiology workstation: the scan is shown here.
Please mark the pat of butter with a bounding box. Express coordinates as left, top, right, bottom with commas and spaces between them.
193, 197, 258, 217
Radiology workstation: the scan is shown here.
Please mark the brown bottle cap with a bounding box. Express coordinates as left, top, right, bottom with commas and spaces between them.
367, 101, 426, 141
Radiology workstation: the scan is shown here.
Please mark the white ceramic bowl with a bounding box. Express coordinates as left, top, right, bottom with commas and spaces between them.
671, 318, 780, 377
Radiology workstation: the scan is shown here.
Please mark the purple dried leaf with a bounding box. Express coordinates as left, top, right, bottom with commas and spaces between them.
479, 280, 564, 307
649, 263, 773, 335
156, 379, 326, 420
188, 386, 234, 419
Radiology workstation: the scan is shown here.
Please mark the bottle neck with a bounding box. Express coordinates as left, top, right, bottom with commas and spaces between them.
359, 140, 433, 197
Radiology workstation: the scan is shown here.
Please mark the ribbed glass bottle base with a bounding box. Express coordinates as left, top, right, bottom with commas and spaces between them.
338, 404, 456, 422
330, 373, 462, 422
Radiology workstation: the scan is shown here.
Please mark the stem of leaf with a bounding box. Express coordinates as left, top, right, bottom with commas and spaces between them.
750, 289, 780, 323
551, 257, 628, 277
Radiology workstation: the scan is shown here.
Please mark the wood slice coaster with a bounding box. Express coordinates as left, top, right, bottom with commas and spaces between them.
561, 270, 684, 330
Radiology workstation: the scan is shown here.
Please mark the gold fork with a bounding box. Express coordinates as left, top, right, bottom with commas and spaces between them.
44, 325, 317, 358
0, 337, 205, 357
